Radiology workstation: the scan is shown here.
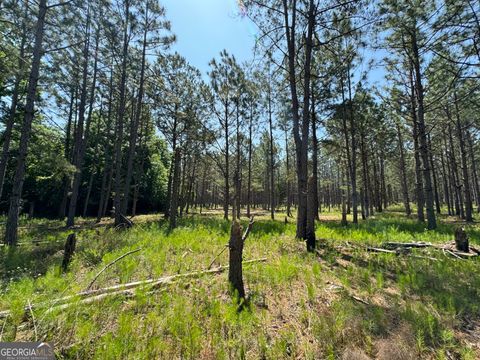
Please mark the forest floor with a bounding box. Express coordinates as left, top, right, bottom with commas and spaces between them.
0, 207, 479, 359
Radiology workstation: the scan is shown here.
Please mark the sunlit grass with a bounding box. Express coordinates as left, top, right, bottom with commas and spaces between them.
0, 207, 479, 358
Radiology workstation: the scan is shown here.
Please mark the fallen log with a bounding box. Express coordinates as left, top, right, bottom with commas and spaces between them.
0, 258, 267, 319
383, 242, 432, 249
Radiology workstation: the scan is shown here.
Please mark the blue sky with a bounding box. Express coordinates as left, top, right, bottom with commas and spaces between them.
161, 0, 257, 78
160, 0, 387, 89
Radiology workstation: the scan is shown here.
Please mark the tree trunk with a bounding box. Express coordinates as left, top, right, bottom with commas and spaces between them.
228, 220, 245, 300
440, 140, 453, 216
0, 5, 27, 200
411, 37, 436, 229
224, 104, 230, 220
428, 134, 441, 214
62, 233, 77, 272
169, 148, 181, 230
235, 100, 242, 220
247, 109, 253, 217
96, 70, 114, 222
4, 0, 47, 246
282, 0, 315, 240
114, 0, 130, 227
58, 86, 76, 218
447, 119, 463, 218
306, 176, 316, 252
396, 122, 411, 216
268, 85, 275, 220
466, 128, 480, 212
454, 227, 469, 252
67, 19, 99, 227
311, 92, 319, 221
454, 92, 473, 222
122, 4, 148, 214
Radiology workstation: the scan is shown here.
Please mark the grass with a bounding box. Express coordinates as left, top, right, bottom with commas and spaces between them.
0, 208, 479, 359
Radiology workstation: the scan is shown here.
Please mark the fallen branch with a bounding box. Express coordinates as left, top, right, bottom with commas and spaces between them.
207, 245, 228, 269
85, 248, 143, 291
242, 216, 255, 242
366, 247, 397, 254
0, 258, 267, 319
383, 241, 432, 249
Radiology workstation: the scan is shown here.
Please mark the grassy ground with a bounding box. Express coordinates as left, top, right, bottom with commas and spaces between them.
0, 208, 479, 359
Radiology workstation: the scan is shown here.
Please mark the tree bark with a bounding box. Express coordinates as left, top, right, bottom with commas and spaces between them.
122, 2, 149, 214
169, 148, 181, 230
306, 176, 316, 252
466, 128, 480, 212
268, 84, 275, 220
5, 0, 48, 246
396, 122, 411, 216
411, 36, 436, 229
0, 3, 27, 200
454, 92, 473, 222
228, 220, 245, 299
311, 92, 319, 221
67, 16, 99, 227
114, 0, 131, 226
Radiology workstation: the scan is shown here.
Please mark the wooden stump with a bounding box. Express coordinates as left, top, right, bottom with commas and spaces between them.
454, 227, 469, 252
62, 233, 77, 272
228, 220, 245, 299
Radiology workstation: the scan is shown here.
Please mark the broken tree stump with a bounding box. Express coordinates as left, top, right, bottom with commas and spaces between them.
454, 227, 469, 252
228, 217, 254, 301
228, 220, 245, 299
62, 233, 76, 272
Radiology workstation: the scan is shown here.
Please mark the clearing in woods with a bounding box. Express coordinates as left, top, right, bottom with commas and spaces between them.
0, 208, 479, 359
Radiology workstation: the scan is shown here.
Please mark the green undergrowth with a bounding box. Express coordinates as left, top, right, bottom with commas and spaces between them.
0, 210, 479, 359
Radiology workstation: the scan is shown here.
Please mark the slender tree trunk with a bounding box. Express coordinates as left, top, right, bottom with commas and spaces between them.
311, 92, 319, 221
282, 0, 315, 240
235, 100, 242, 220
122, 5, 148, 214
96, 70, 114, 222
114, 0, 130, 226
0, 5, 27, 200
247, 109, 253, 217
169, 148, 181, 230
224, 103, 230, 220
380, 155, 387, 210
411, 81, 425, 222
428, 134, 441, 214
268, 85, 275, 220
346, 67, 358, 224
454, 92, 473, 222
67, 18, 99, 227
466, 128, 480, 212
306, 176, 316, 252
447, 118, 463, 218
440, 139, 452, 215
5, 0, 47, 245
58, 86, 76, 218
411, 36, 436, 229
285, 129, 292, 217
396, 122, 411, 216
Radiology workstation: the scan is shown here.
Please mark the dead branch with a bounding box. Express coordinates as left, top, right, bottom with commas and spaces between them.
207, 245, 228, 269
242, 216, 255, 242
0, 258, 267, 319
85, 248, 143, 291
383, 242, 432, 249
